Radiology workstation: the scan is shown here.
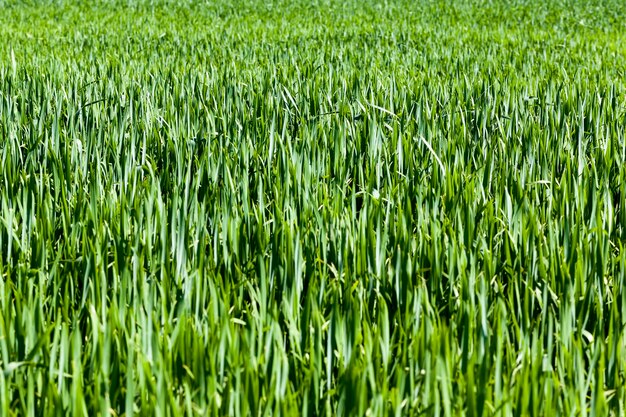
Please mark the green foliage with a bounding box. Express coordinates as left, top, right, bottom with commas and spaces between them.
1, 0, 626, 415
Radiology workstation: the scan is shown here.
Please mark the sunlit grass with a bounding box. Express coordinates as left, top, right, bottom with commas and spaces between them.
1, 0, 626, 415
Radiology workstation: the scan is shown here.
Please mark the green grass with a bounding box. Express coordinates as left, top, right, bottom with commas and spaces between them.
1, 0, 626, 415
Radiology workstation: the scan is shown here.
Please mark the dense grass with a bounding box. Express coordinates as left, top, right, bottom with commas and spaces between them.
1, 0, 626, 415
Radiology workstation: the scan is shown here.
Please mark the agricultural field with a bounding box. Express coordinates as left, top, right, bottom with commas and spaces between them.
1, 0, 626, 415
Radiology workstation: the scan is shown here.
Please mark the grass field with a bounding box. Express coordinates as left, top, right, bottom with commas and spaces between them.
1, 0, 626, 415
